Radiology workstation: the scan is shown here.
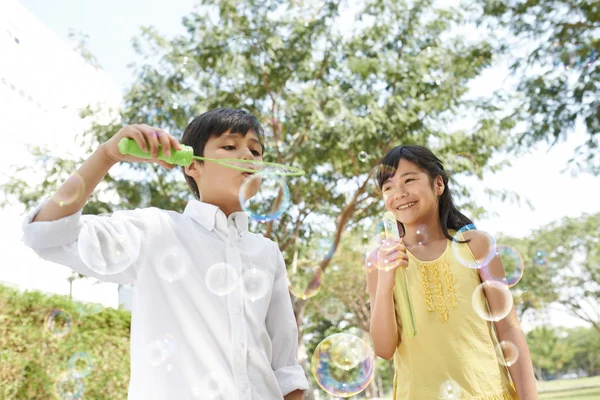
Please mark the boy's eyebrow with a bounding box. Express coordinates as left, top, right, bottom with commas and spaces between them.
222, 132, 262, 145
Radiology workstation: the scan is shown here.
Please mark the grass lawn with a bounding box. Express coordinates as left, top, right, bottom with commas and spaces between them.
538, 386, 600, 400
537, 376, 600, 400
379, 376, 600, 400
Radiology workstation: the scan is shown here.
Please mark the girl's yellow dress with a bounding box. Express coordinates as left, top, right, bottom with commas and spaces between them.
391, 230, 519, 399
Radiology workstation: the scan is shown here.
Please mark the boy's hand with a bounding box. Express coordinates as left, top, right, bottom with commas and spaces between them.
100, 124, 182, 169
371, 238, 408, 290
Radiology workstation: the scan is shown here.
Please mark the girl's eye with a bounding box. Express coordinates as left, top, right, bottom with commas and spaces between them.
252, 150, 261, 156
223, 145, 235, 150
383, 186, 391, 191
405, 178, 415, 183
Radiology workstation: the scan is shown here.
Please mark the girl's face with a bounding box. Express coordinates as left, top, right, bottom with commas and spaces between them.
381, 159, 444, 226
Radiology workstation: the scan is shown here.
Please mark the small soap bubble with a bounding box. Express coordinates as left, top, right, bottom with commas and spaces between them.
287, 259, 324, 299
533, 250, 547, 265
320, 297, 346, 321
452, 224, 497, 269
78, 217, 141, 275
220, 36, 266, 84
157, 245, 190, 283
480, 244, 524, 287
439, 379, 462, 399
358, 151, 368, 162
51, 173, 86, 207
146, 333, 177, 367
206, 263, 239, 296
472, 281, 513, 321
242, 267, 272, 302
54, 372, 85, 400
550, 42, 597, 69
196, 374, 234, 399
67, 352, 94, 378
239, 171, 290, 222
45, 309, 72, 338
496, 340, 520, 367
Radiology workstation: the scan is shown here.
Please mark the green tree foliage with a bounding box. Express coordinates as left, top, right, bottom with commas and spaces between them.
498, 213, 600, 334
476, 0, 600, 174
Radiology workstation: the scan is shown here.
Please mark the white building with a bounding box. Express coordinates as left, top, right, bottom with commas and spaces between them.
0, 0, 126, 309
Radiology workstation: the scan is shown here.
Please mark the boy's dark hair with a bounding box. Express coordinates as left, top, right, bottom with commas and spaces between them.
181, 108, 265, 199
376, 145, 474, 243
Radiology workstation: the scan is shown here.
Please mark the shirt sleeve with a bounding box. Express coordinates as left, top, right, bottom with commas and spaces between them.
22, 199, 157, 285
265, 245, 310, 397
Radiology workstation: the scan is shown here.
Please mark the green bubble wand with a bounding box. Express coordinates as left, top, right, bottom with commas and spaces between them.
117, 138, 305, 176
383, 211, 417, 338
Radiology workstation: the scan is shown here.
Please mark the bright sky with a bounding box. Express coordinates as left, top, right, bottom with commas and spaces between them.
2, 0, 598, 330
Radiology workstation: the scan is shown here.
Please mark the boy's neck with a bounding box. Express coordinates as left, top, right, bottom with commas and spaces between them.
200, 197, 242, 217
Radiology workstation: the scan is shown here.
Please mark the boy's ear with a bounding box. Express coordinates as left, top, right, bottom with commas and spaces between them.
184, 160, 202, 180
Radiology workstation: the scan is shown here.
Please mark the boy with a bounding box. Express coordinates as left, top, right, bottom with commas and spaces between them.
22, 108, 309, 400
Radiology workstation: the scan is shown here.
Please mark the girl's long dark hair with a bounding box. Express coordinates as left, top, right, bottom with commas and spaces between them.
376, 145, 474, 242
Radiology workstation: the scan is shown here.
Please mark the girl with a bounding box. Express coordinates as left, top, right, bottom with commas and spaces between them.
366, 145, 537, 399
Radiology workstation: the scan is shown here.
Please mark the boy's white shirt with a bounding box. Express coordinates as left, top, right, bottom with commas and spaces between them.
22, 199, 309, 400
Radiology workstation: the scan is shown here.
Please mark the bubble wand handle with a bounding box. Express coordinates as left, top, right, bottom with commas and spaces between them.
117, 138, 195, 166
383, 211, 417, 337
118, 138, 306, 176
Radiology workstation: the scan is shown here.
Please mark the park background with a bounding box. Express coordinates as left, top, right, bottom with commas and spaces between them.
0, 0, 598, 399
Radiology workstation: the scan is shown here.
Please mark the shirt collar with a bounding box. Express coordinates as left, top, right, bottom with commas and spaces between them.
183, 199, 248, 237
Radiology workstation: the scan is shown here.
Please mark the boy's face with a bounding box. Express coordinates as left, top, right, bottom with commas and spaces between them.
189, 129, 263, 213
382, 159, 444, 226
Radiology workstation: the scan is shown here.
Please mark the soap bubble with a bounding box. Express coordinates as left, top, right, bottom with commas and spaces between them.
358, 151, 369, 162
217, 36, 266, 92
311, 333, 375, 397
156, 245, 191, 283
480, 244, 524, 287
439, 379, 462, 400
320, 297, 346, 321
496, 340, 520, 367
472, 281, 513, 321
206, 263, 239, 296
146, 333, 178, 367
533, 250, 547, 266
78, 217, 141, 275
287, 259, 324, 299
239, 171, 290, 222
451, 225, 497, 269
54, 372, 85, 400
67, 352, 94, 378
550, 41, 597, 69
45, 309, 72, 338
51, 173, 86, 207
242, 267, 272, 302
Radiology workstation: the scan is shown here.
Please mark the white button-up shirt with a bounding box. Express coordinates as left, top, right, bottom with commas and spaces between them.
22, 199, 309, 400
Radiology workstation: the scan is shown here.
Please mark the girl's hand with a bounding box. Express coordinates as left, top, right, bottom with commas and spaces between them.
368, 238, 409, 290
100, 124, 181, 169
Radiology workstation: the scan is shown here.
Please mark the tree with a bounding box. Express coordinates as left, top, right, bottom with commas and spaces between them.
476, 0, 600, 175
500, 213, 600, 334
565, 327, 600, 376
2, 1, 525, 397
527, 326, 575, 379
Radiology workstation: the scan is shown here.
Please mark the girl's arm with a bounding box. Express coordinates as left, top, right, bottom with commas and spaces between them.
366, 268, 399, 360
366, 241, 407, 360
467, 233, 538, 399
